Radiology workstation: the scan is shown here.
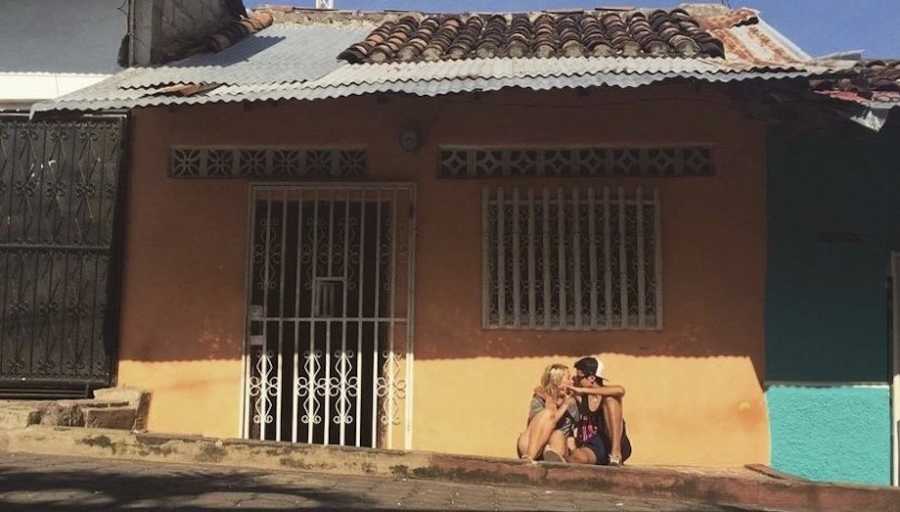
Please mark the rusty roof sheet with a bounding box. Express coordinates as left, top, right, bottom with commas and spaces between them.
811, 59, 900, 108
33, 3, 838, 113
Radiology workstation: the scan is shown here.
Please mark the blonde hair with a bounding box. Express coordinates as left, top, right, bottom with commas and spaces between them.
539, 364, 569, 401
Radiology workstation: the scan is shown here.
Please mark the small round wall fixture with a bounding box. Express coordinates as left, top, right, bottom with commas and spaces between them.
399, 127, 421, 152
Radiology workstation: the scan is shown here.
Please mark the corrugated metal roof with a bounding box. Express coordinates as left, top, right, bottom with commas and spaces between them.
33, 4, 847, 114
305, 57, 810, 89
33, 70, 813, 112
119, 24, 373, 88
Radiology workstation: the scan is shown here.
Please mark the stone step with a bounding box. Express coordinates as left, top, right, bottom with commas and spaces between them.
0, 401, 47, 430
0, 397, 141, 431
83, 405, 137, 430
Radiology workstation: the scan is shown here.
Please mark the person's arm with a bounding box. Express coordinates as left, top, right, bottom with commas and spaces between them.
566, 384, 625, 398
533, 387, 564, 411
551, 395, 576, 422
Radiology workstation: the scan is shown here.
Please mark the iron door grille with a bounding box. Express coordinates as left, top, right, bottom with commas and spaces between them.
0, 117, 125, 397
244, 184, 416, 450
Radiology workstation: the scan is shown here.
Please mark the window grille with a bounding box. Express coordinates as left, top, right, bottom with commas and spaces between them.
170, 147, 367, 179
441, 146, 713, 179
482, 186, 662, 330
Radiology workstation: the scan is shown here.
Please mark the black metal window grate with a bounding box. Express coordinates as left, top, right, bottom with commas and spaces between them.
483, 186, 662, 330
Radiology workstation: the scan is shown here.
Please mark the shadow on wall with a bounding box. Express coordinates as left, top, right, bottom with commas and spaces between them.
766, 121, 900, 383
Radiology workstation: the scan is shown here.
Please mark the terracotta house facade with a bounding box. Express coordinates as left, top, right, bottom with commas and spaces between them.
28, 4, 845, 471
115, 86, 769, 464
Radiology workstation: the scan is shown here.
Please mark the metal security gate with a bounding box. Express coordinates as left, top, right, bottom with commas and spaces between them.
243, 184, 415, 449
0, 116, 125, 397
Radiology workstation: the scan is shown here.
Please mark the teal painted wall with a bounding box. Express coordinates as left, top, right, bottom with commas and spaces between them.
767, 385, 891, 485
766, 125, 900, 485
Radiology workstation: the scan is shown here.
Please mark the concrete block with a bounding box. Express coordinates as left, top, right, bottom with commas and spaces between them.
92, 387, 144, 406
94, 386, 150, 431
83, 407, 137, 430
92, 387, 151, 431
37, 403, 84, 427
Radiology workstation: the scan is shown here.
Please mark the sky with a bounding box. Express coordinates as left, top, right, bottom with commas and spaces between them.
246, 0, 900, 58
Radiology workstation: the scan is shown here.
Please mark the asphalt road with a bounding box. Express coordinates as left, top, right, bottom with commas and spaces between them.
0, 452, 764, 511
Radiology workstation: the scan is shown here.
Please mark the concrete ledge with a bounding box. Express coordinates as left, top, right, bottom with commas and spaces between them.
2, 426, 899, 512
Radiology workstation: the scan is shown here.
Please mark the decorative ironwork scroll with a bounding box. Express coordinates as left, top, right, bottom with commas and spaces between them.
171, 147, 367, 179
0, 116, 125, 396
439, 146, 713, 179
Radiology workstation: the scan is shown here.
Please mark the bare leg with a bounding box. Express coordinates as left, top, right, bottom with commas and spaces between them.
516, 431, 529, 459
566, 436, 576, 455
569, 447, 597, 465
546, 430, 567, 461
602, 397, 624, 462
524, 409, 559, 460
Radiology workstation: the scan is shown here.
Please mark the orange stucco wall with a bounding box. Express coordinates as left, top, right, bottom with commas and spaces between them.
117, 84, 768, 465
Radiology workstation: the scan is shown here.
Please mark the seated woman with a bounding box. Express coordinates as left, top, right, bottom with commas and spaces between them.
516, 363, 576, 462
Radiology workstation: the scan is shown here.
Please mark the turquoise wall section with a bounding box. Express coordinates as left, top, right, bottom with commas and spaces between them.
767, 130, 900, 382
767, 385, 891, 485
767, 125, 900, 485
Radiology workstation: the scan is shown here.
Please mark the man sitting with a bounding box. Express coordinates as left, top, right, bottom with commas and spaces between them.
565, 356, 632, 466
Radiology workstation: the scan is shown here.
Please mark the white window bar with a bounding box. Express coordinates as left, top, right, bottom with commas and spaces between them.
603, 187, 612, 328
636, 186, 645, 328
557, 187, 566, 328
355, 188, 366, 447
371, 190, 381, 447
588, 187, 598, 329
572, 188, 582, 329
276, 189, 288, 442
339, 190, 351, 446
497, 188, 505, 327
307, 190, 319, 444
324, 193, 334, 446
481, 189, 489, 328
618, 186, 627, 330
483, 186, 661, 330
527, 189, 536, 329
654, 188, 663, 329
292, 190, 303, 444
542, 189, 551, 328
260, 194, 272, 441
387, 187, 398, 447
512, 188, 521, 327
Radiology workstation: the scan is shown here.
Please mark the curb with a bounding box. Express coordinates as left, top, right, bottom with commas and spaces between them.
2, 426, 899, 512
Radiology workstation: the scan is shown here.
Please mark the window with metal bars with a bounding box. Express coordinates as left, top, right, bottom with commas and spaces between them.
482, 186, 662, 330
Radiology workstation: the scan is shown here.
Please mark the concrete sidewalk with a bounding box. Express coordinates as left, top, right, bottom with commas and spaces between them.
2, 426, 898, 512
0, 452, 751, 511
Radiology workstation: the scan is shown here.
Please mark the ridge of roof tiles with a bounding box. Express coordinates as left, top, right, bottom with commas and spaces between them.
336, 9, 726, 63
812, 60, 900, 94
810, 59, 900, 106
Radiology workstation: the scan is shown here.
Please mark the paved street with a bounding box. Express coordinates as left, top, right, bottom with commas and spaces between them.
0, 453, 763, 511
